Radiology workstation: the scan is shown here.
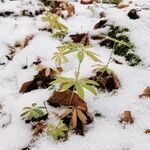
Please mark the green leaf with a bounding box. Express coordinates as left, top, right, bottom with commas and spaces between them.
106, 68, 113, 75
84, 50, 100, 62
77, 51, 84, 63
34, 109, 45, 117
82, 84, 97, 95
51, 76, 75, 85
20, 110, 30, 117
32, 103, 37, 107
47, 122, 68, 140
75, 84, 84, 99
83, 79, 99, 86
61, 82, 75, 91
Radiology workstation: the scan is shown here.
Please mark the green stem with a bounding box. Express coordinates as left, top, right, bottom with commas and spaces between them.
100, 35, 133, 49
68, 61, 81, 106
96, 43, 116, 82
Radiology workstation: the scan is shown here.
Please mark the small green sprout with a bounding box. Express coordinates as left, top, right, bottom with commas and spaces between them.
47, 121, 68, 140
42, 13, 68, 39
52, 42, 100, 66
20, 103, 46, 120
93, 64, 113, 75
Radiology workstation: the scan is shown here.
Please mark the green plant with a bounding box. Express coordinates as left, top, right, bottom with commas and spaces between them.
52, 42, 101, 66
102, 0, 122, 4
47, 121, 68, 140
99, 24, 141, 66
51, 48, 99, 99
42, 13, 68, 39
20, 103, 46, 120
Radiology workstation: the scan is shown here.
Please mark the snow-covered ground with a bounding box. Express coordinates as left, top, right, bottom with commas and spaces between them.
0, 0, 150, 150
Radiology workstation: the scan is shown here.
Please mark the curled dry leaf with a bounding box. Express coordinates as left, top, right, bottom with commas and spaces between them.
48, 91, 87, 111
19, 67, 63, 93
139, 87, 150, 98
70, 33, 89, 46
32, 121, 48, 137
119, 111, 134, 125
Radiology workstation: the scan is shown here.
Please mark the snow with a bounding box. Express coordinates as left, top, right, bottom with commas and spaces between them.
0, 0, 150, 150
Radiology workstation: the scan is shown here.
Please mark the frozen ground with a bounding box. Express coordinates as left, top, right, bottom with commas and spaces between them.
0, 0, 150, 150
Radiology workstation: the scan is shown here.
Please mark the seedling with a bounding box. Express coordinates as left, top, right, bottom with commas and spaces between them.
47, 121, 68, 140
20, 103, 46, 121
52, 42, 101, 66
42, 13, 68, 39
98, 24, 141, 66
51, 47, 99, 100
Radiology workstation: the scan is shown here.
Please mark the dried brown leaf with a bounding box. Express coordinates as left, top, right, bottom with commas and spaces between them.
70, 33, 89, 46
77, 109, 87, 124
48, 91, 87, 111
139, 87, 150, 98
71, 109, 77, 128
119, 111, 134, 125
32, 122, 48, 137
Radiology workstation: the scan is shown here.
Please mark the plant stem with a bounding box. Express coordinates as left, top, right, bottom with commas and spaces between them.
43, 101, 49, 114
96, 43, 116, 82
99, 35, 133, 48
68, 61, 81, 106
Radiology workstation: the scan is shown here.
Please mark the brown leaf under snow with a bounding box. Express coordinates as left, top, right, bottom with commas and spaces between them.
32, 121, 48, 137
119, 111, 134, 125
15, 35, 34, 49
70, 33, 89, 46
90, 71, 121, 92
19, 67, 63, 93
48, 91, 87, 111
139, 87, 150, 98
